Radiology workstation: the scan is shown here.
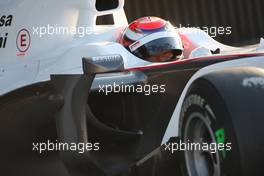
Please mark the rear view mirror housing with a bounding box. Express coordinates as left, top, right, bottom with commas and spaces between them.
82, 54, 124, 74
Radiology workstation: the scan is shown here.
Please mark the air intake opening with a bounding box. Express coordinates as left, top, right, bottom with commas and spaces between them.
96, 0, 119, 12
96, 14, 114, 25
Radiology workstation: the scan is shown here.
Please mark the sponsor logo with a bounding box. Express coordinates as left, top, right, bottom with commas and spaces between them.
0, 15, 13, 49
129, 41, 140, 51
92, 55, 122, 63
215, 128, 228, 160
0, 15, 12, 27
16, 28, 31, 55
242, 77, 264, 89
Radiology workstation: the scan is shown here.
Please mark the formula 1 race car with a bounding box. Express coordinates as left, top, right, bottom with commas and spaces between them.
1, 0, 264, 176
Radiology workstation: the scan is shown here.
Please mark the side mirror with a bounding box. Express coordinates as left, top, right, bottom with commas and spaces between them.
82, 54, 124, 74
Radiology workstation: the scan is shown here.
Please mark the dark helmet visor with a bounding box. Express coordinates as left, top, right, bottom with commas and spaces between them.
131, 37, 183, 62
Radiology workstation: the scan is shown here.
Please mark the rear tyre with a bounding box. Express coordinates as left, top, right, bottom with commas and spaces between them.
180, 80, 241, 176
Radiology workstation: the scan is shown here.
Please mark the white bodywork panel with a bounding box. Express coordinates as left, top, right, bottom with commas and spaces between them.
0, 0, 244, 96
0, 0, 128, 95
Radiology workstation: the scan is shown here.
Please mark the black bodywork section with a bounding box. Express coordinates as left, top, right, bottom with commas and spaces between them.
0, 55, 263, 175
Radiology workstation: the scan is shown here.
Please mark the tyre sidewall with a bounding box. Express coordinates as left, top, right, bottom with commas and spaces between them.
180, 80, 242, 176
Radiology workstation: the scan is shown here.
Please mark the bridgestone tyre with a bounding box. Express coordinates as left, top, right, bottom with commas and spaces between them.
180, 80, 242, 176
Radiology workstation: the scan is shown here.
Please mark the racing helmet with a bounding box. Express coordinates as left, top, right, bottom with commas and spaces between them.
119, 17, 183, 62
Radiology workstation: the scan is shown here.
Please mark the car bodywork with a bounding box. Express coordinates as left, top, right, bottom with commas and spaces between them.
1, 0, 264, 175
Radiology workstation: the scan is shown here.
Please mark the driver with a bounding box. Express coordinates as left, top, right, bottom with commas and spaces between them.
119, 16, 184, 62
